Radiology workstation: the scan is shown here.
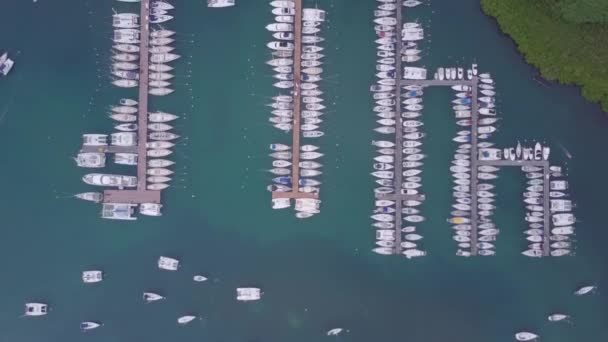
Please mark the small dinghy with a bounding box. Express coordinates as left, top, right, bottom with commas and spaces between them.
178, 315, 197, 325
80, 321, 101, 332
326, 328, 344, 336
143, 292, 165, 302
515, 332, 539, 341
548, 313, 570, 322
574, 285, 597, 296
193, 275, 208, 282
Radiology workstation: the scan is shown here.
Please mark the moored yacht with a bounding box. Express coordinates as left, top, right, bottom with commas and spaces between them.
75, 192, 103, 203
83, 174, 137, 188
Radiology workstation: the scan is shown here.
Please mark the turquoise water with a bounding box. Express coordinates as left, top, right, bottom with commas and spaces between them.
0, 0, 607, 341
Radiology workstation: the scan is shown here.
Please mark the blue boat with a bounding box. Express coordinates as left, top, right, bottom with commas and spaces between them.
454, 98, 472, 105
273, 176, 292, 185
404, 90, 423, 97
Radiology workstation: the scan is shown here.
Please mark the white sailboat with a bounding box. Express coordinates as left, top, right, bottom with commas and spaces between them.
178, 315, 197, 325
574, 285, 597, 295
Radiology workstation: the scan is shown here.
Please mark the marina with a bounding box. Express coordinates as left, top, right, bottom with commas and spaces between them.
370, 1, 574, 258
75, 0, 181, 218
0, 0, 603, 341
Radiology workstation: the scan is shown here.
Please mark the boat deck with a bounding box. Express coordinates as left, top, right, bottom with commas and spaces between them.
104, 189, 161, 204
271, 0, 319, 201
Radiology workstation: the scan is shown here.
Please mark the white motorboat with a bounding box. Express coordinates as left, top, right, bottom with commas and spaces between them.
193, 275, 208, 282
75, 192, 103, 203
548, 313, 569, 322
267, 41, 294, 51
80, 321, 101, 331
266, 23, 293, 33
83, 174, 137, 187
143, 292, 165, 302
303, 131, 324, 138
515, 332, 539, 341
273, 32, 294, 41
275, 15, 294, 23
24, 303, 48, 316
207, 0, 235, 7
373, 247, 393, 255
82, 270, 103, 283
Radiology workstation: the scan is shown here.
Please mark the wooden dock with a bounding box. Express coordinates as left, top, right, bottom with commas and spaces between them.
469, 84, 479, 255
80, 145, 138, 154
103, 0, 161, 204
271, 0, 318, 201
390, 4, 405, 255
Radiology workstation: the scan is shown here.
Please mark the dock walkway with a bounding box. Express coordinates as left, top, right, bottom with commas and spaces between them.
80, 145, 138, 154
271, 0, 318, 201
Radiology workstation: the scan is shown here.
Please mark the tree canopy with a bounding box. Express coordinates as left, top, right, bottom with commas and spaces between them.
481, 0, 608, 112
557, 0, 608, 24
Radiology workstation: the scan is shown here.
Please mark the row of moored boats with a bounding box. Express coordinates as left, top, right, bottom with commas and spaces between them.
448, 69, 500, 257
73, 0, 182, 219
112, 1, 179, 96
266, 0, 325, 218
370, 0, 426, 259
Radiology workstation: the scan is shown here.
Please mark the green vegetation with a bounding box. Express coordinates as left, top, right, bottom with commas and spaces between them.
481, 0, 608, 111
556, 0, 608, 24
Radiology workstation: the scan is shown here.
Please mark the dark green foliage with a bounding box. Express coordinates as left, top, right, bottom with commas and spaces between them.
557, 0, 608, 24
481, 0, 608, 112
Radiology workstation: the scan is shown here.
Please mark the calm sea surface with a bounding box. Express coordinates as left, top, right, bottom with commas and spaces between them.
0, 0, 606, 341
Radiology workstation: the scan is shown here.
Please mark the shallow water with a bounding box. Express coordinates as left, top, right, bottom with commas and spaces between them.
0, 0, 606, 341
